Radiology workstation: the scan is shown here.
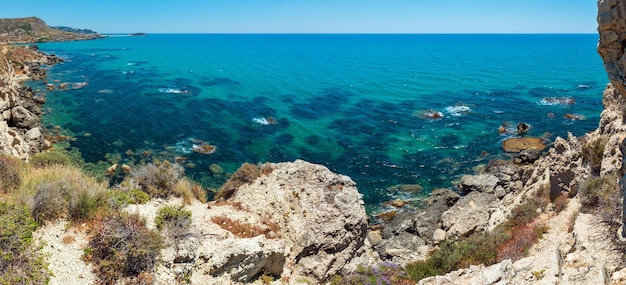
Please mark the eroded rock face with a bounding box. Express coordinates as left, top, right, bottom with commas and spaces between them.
598, 0, 626, 94
228, 159, 376, 280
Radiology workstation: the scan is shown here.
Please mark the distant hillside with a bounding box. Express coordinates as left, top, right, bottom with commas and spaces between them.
51, 26, 98, 35
0, 17, 102, 43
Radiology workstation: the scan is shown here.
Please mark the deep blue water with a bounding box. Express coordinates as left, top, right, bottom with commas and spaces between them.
33, 34, 607, 211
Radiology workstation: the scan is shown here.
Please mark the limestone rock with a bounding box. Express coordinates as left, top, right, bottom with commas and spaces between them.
228, 159, 375, 280
375, 188, 459, 265
598, 0, 626, 94
458, 174, 499, 194
441, 191, 496, 239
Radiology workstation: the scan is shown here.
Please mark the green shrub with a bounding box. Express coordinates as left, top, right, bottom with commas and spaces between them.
0, 155, 22, 194
30, 150, 73, 168
215, 163, 260, 200
155, 205, 192, 241
86, 212, 163, 284
0, 202, 50, 284
581, 137, 608, 174
131, 161, 184, 198
107, 180, 151, 209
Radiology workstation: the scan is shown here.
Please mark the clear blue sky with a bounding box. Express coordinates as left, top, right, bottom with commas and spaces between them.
4, 0, 597, 34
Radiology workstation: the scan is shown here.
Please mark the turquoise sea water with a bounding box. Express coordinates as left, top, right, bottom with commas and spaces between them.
34, 34, 607, 211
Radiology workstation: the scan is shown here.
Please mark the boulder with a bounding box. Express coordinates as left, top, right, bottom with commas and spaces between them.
441, 191, 497, 239
205, 160, 376, 281
10, 105, 39, 129
458, 174, 499, 194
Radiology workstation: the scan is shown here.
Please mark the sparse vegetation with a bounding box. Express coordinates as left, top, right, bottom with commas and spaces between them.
0, 201, 50, 284
405, 195, 548, 281
335, 262, 414, 285
85, 212, 163, 284
29, 149, 74, 168
211, 215, 280, 239
580, 174, 621, 226
581, 137, 608, 174
215, 162, 260, 200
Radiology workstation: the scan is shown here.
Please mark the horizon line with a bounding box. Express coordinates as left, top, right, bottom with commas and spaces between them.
100, 32, 599, 35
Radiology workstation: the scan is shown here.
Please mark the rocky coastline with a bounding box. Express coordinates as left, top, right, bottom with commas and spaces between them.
3, 5, 626, 284
0, 44, 61, 160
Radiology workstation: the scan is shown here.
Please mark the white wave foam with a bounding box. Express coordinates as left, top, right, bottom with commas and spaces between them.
174, 139, 194, 154
444, 105, 471, 117
158, 88, 186, 94
252, 117, 277, 125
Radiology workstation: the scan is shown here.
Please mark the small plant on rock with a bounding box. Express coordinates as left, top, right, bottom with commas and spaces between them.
581, 137, 608, 175
155, 205, 192, 241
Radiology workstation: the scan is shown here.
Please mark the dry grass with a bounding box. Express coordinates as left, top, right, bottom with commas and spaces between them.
215, 163, 260, 200
62, 234, 76, 245
211, 215, 280, 239
16, 164, 108, 223
173, 178, 207, 204
0, 154, 22, 194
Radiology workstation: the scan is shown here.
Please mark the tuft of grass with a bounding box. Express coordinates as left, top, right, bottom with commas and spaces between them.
0, 201, 50, 284
173, 178, 207, 204
85, 212, 163, 284
215, 163, 260, 200
130, 161, 184, 199
18, 164, 108, 223
0, 154, 22, 194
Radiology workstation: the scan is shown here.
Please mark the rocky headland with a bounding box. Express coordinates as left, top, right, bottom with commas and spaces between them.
0, 17, 103, 43
3, 5, 626, 284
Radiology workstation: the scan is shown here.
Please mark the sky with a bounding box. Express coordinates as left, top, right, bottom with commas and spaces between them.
4, 0, 597, 34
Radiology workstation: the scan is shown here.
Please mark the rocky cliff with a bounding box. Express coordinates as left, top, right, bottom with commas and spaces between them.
0, 17, 102, 43
0, 45, 60, 160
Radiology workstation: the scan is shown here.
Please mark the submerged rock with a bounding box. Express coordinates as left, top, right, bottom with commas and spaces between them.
502, 137, 546, 152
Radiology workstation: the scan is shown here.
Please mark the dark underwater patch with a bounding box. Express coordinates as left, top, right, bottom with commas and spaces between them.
290, 87, 353, 119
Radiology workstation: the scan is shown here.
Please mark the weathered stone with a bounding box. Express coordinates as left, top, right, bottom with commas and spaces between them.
10, 105, 39, 129
459, 174, 499, 194
441, 191, 497, 239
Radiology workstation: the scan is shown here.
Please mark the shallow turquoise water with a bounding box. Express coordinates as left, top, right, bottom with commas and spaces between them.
34, 34, 607, 209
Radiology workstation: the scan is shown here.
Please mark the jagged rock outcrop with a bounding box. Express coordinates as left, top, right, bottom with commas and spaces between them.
124, 160, 378, 284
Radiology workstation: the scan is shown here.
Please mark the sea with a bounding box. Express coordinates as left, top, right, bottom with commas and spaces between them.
32, 34, 607, 212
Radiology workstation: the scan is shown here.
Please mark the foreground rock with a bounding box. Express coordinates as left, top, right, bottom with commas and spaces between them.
122, 160, 378, 284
